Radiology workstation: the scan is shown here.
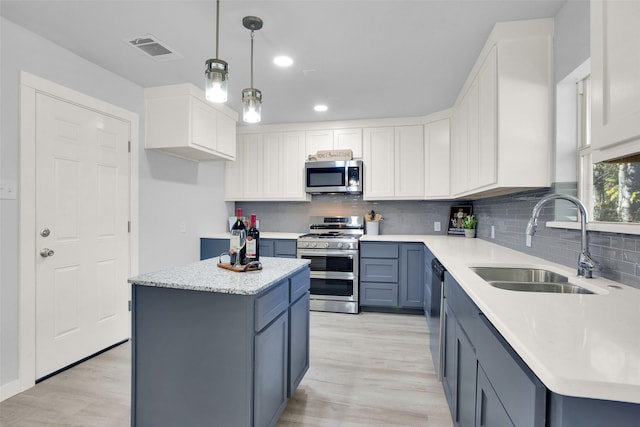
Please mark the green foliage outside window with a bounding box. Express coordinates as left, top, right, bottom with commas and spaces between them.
593, 161, 640, 222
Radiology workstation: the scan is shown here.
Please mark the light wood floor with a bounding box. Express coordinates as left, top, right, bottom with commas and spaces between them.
1, 312, 453, 427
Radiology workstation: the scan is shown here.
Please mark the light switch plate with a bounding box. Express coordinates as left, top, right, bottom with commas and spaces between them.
434, 221, 441, 232
0, 180, 17, 200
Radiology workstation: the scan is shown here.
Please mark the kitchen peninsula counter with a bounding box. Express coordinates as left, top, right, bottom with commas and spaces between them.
362, 235, 640, 407
128, 257, 311, 427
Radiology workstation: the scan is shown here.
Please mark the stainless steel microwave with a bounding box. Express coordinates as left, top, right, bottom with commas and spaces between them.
305, 160, 363, 194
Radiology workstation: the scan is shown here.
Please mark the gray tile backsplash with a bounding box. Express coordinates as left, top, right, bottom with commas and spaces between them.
237, 196, 457, 235
237, 185, 640, 290
473, 185, 640, 290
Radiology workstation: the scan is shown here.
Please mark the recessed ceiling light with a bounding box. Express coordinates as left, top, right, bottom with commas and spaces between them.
314, 104, 328, 112
273, 56, 293, 67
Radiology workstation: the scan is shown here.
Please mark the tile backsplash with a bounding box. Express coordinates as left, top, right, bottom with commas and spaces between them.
473, 186, 640, 290
237, 196, 457, 235
237, 186, 640, 290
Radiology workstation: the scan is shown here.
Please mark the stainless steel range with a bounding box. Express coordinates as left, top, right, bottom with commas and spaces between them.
297, 216, 364, 314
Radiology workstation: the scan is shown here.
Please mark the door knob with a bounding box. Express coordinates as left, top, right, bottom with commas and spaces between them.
40, 248, 55, 258
40, 228, 51, 237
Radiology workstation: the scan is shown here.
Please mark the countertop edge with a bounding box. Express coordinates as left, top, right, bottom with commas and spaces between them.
128, 258, 310, 296
201, 232, 302, 240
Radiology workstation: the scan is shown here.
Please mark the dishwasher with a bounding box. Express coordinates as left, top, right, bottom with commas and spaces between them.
430, 258, 446, 381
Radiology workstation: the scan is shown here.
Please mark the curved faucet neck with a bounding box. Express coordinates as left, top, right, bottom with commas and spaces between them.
526, 193, 595, 277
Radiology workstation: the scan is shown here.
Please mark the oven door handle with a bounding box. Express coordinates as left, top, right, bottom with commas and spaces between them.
297, 251, 357, 258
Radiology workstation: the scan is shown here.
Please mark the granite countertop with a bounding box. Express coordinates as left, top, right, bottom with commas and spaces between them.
128, 257, 310, 295
362, 235, 640, 404
201, 232, 303, 240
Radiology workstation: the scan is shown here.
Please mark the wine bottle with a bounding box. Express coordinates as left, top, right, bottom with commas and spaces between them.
246, 214, 260, 262
230, 208, 247, 265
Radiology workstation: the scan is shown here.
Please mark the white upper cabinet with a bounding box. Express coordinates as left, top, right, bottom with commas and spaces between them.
305, 128, 363, 159
334, 128, 363, 158
450, 19, 553, 198
395, 126, 425, 199
225, 131, 309, 202
242, 134, 265, 199
305, 130, 333, 158
452, 47, 497, 196
363, 125, 425, 200
591, 0, 640, 158
280, 132, 308, 199
424, 119, 451, 198
144, 83, 238, 161
363, 127, 395, 199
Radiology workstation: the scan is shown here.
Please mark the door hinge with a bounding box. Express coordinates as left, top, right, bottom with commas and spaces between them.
128, 300, 132, 312
128, 221, 131, 233
128, 140, 131, 153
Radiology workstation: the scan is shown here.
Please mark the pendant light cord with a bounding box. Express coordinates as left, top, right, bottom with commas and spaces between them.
250, 30, 255, 88
215, 0, 220, 59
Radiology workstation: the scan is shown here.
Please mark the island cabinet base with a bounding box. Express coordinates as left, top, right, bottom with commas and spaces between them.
131, 267, 310, 427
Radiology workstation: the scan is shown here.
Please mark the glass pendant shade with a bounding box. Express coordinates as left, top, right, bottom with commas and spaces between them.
205, 59, 229, 103
242, 88, 262, 123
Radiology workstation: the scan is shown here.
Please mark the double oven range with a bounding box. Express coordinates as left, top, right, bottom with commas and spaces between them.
297, 216, 363, 314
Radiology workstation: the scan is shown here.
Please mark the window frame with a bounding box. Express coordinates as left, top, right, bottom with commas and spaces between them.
548, 63, 640, 235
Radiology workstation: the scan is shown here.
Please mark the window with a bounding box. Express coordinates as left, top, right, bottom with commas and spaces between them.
577, 75, 640, 229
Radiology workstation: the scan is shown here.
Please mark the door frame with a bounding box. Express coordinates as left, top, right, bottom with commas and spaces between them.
17, 71, 139, 394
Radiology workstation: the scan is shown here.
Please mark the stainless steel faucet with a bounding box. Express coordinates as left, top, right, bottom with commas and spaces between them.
525, 194, 598, 278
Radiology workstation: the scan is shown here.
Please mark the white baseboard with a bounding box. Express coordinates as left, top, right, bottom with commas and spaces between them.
0, 378, 24, 402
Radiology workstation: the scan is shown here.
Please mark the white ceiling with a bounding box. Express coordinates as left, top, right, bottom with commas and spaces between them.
1, 0, 566, 125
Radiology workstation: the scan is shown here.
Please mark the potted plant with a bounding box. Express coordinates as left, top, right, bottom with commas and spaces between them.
462, 215, 477, 238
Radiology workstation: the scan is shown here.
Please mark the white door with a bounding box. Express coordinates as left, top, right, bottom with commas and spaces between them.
35, 93, 131, 379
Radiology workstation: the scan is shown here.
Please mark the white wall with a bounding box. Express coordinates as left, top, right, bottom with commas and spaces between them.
552, 0, 590, 184
554, 0, 590, 85
0, 17, 229, 393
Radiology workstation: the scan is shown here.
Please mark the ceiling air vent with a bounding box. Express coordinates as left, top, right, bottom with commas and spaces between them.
125, 34, 182, 62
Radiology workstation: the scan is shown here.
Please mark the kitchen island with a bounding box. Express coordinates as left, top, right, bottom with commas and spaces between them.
128, 257, 311, 427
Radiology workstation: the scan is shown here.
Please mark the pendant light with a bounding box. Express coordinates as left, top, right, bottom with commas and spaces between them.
242, 16, 263, 123
204, 0, 229, 103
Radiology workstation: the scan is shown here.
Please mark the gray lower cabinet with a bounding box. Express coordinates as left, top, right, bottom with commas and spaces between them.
443, 271, 640, 427
443, 272, 545, 427
254, 312, 288, 427
132, 267, 310, 427
200, 237, 229, 260
476, 366, 514, 427
399, 243, 425, 308
201, 237, 297, 260
288, 293, 310, 395
273, 239, 298, 258
360, 242, 425, 310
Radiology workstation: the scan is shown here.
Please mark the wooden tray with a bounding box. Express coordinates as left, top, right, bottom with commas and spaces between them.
217, 261, 263, 272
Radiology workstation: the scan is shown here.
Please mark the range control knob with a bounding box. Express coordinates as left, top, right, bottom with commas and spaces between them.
310, 242, 317, 248
323, 242, 330, 248
337, 242, 343, 248
301, 242, 309, 248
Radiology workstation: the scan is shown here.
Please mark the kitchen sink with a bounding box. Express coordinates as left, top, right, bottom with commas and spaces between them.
469, 267, 594, 294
